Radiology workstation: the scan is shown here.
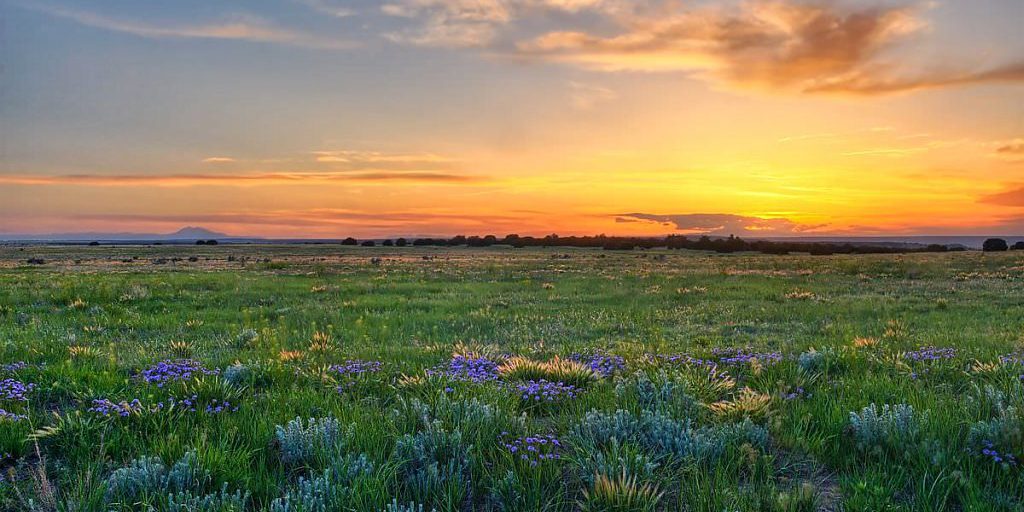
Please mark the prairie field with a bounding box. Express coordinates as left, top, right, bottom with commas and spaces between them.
0, 245, 1022, 511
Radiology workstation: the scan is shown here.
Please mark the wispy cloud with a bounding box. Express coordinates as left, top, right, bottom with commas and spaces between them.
380, 0, 620, 47
806, 61, 1024, 95
311, 150, 458, 170
295, 0, 357, 19
381, 0, 511, 47
27, 3, 357, 49
616, 213, 828, 236
568, 81, 617, 110
0, 171, 483, 187
201, 157, 237, 164
512, 1, 1024, 95
992, 139, 1024, 163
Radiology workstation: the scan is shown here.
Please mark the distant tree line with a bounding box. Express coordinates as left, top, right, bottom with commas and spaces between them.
983, 238, 1024, 252
332, 233, 972, 255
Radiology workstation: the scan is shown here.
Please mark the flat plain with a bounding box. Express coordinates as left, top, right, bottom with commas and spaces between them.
0, 245, 1021, 511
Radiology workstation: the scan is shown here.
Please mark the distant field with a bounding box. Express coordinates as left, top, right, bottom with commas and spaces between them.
0, 245, 1021, 511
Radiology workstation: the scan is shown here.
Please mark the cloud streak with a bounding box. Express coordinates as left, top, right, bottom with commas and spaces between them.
380, 0, 621, 47
568, 81, 617, 109
28, 4, 357, 49
616, 213, 827, 236
311, 150, 458, 170
0, 171, 483, 187
980, 186, 1024, 207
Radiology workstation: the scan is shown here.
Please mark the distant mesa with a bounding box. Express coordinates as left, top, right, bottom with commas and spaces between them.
0, 226, 233, 242
169, 226, 228, 239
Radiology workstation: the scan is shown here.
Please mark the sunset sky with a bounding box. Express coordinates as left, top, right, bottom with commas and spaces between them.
1, 0, 1022, 238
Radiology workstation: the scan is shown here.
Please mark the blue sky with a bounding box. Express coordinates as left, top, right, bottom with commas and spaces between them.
1, 0, 1022, 237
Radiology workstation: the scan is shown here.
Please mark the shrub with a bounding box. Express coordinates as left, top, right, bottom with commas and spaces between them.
490, 470, 527, 512
614, 371, 701, 417
222, 363, 253, 387
105, 456, 170, 503
234, 328, 259, 347
668, 365, 736, 402
498, 356, 600, 387
848, 403, 925, 453
574, 440, 659, 487
580, 468, 663, 512
395, 395, 525, 447
269, 453, 374, 512
571, 409, 768, 466
393, 428, 472, 508
571, 410, 642, 451
798, 349, 826, 373
275, 417, 353, 467
168, 484, 250, 512
269, 470, 334, 512
708, 388, 773, 421
383, 499, 436, 512
982, 238, 1009, 252
968, 400, 1022, 466
105, 451, 246, 510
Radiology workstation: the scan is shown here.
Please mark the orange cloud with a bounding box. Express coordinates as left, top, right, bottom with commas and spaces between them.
513, 1, 1024, 95
980, 185, 1024, 207
805, 61, 1024, 95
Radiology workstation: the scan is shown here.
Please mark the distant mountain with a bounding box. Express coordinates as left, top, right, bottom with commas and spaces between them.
167, 226, 228, 239
0, 226, 233, 242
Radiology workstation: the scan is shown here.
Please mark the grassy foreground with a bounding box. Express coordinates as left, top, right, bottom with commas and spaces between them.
0, 245, 1021, 511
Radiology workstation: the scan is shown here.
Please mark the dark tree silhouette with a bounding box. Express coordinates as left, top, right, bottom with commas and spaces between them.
361, 240, 376, 247
983, 238, 1009, 252
1012, 241, 1024, 250
330, 232, 953, 256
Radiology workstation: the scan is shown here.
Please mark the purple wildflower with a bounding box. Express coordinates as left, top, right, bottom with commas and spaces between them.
515, 380, 579, 403
903, 346, 957, 361
329, 360, 383, 376
0, 409, 28, 422
1, 362, 30, 373
998, 352, 1023, 366
781, 386, 808, 400
203, 398, 239, 414
89, 398, 144, 417
0, 379, 35, 401
714, 348, 783, 366
979, 440, 1018, 466
656, 353, 718, 368
90, 394, 237, 417
427, 355, 500, 383
500, 433, 562, 466
569, 352, 625, 377
139, 359, 218, 387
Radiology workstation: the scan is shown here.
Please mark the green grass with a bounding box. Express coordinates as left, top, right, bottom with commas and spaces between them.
0, 245, 1022, 511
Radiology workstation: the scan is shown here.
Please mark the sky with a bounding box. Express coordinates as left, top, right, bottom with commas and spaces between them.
1, 0, 1022, 238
